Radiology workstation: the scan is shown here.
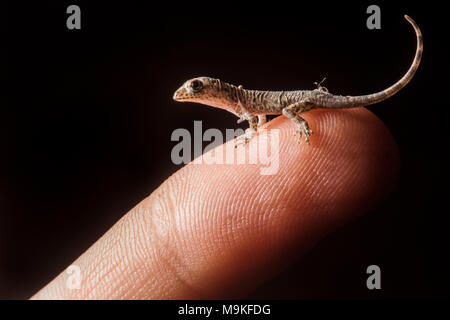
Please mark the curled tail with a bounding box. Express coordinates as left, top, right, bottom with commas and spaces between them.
321, 15, 423, 108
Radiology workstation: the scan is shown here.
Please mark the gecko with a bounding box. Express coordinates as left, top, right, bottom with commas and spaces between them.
173, 15, 422, 145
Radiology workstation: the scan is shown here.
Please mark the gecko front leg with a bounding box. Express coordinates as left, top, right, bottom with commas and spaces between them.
235, 115, 259, 147
257, 115, 267, 127
282, 101, 315, 144
235, 115, 267, 147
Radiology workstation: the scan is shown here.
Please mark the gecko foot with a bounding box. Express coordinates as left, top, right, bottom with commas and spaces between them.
293, 122, 313, 144
236, 117, 246, 124
235, 128, 256, 148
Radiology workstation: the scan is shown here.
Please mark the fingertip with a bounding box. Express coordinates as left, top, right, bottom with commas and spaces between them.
144, 107, 399, 297
31, 107, 400, 299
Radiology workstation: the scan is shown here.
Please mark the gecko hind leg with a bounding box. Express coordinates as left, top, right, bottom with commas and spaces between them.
282, 102, 314, 144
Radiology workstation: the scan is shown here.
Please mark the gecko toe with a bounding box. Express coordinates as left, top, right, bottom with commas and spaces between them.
235, 129, 256, 147
294, 124, 313, 144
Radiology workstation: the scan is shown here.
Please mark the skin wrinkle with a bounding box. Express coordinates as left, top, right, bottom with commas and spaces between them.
134, 210, 171, 295
134, 206, 154, 265
199, 172, 224, 241
164, 169, 246, 292
316, 113, 355, 208
100, 234, 122, 285
190, 171, 221, 257
146, 197, 205, 299
241, 177, 267, 220
89, 217, 137, 299
189, 203, 212, 271
296, 152, 325, 206
236, 184, 263, 230
239, 119, 316, 246
252, 187, 277, 235
174, 198, 194, 258
155, 239, 203, 299
79, 223, 123, 299
141, 195, 179, 297
120, 212, 151, 299
134, 259, 158, 298
321, 170, 354, 219
188, 144, 300, 296
274, 121, 318, 208
150, 186, 207, 299
119, 227, 146, 299
68, 228, 114, 299
216, 187, 243, 246
214, 175, 239, 250
91, 251, 118, 299
183, 175, 203, 252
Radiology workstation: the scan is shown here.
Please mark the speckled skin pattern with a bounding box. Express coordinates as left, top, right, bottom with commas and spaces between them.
173, 15, 422, 145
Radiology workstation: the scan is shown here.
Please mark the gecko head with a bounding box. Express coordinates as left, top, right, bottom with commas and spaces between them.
173, 76, 239, 115
173, 77, 221, 104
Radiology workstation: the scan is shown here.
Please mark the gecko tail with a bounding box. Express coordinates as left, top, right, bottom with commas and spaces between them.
322, 14, 423, 109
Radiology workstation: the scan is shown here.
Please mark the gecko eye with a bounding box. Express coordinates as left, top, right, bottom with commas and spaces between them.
190, 80, 203, 91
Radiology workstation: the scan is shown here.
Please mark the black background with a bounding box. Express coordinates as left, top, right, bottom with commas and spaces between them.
3, 1, 449, 299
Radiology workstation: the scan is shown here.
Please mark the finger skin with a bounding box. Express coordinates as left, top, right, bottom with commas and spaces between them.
31, 108, 399, 299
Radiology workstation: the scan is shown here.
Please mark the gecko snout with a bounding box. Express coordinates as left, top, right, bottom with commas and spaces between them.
173, 89, 181, 101
173, 78, 206, 102
173, 86, 185, 101
173, 86, 191, 102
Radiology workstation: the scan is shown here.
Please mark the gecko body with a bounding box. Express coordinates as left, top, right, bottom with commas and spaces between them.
173, 15, 422, 145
